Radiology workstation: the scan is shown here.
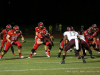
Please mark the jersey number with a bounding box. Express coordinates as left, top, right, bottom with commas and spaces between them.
69, 32, 77, 36
12, 36, 18, 40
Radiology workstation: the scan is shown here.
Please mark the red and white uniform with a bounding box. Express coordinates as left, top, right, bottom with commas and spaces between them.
4, 30, 22, 51
1, 29, 8, 47
33, 32, 51, 50
35, 26, 46, 39
83, 30, 99, 49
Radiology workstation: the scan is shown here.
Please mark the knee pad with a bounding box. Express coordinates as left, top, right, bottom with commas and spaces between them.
31, 49, 36, 53
59, 48, 63, 51
18, 46, 22, 49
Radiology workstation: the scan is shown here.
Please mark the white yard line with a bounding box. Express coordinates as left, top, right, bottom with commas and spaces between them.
0, 67, 100, 72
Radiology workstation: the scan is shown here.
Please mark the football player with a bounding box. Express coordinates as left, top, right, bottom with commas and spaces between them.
34, 22, 47, 55
0, 25, 26, 59
92, 24, 100, 54
0, 24, 15, 56
57, 27, 73, 58
60, 27, 86, 64
83, 25, 100, 54
28, 29, 54, 58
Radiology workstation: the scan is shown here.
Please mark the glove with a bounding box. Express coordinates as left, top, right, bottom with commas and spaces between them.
22, 40, 26, 43
51, 42, 54, 46
43, 39, 46, 44
10, 41, 14, 44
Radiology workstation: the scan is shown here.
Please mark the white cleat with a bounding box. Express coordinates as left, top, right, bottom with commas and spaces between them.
28, 56, 31, 58
34, 53, 36, 55
98, 52, 100, 54
47, 54, 50, 58
19, 56, 24, 58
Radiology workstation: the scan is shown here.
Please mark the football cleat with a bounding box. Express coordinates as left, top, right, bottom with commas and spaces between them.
28, 56, 31, 58
91, 56, 94, 59
19, 56, 24, 58
12, 53, 15, 56
28, 54, 32, 58
57, 56, 59, 58
78, 56, 81, 59
98, 52, 100, 54
47, 53, 50, 58
57, 55, 60, 58
34, 52, 36, 55
60, 60, 65, 64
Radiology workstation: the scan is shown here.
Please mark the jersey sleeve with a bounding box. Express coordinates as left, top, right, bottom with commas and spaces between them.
35, 27, 38, 32
7, 31, 11, 35
2, 29, 5, 34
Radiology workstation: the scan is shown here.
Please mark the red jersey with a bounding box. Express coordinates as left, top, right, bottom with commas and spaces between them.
92, 28, 99, 37
83, 30, 97, 41
2, 29, 8, 41
35, 26, 46, 34
7, 30, 22, 41
83, 30, 88, 36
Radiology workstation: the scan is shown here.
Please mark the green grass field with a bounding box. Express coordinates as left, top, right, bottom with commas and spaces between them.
0, 38, 100, 75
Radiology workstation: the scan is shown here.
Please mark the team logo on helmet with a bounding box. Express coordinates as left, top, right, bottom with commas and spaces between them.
13, 25, 20, 33
38, 22, 44, 29
6, 24, 12, 31
13, 25, 19, 30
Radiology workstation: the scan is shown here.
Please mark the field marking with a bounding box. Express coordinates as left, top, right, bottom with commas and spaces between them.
0, 67, 100, 72
0, 57, 100, 65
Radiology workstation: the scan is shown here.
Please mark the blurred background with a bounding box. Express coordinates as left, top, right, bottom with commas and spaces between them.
0, 1, 100, 34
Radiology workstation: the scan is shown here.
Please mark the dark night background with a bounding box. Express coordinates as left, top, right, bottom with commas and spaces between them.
0, 0, 100, 32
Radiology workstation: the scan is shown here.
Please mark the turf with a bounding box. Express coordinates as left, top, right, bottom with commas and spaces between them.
0, 38, 100, 75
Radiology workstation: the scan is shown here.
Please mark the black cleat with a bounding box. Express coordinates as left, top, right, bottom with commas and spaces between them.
60, 60, 65, 64
91, 56, 94, 59
57, 55, 60, 58
83, 59, 86, 63
78, 56, 81, 59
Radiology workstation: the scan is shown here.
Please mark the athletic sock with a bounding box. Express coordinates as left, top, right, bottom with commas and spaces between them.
19, 53, 22, 56
58, 53, 61, 57
62, 55, 66, 60
11, 46, 14, 53
45, 50, 47, 53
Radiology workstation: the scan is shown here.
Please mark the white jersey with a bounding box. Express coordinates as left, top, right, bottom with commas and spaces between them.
79, 35, 85, 41
63, 31, 79, 50
63, 31, 79, 41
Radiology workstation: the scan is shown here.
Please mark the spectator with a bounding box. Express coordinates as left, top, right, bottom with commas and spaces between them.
49, 25, 52, 34
59, 24, 62, 33
56, 23, 59, 33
